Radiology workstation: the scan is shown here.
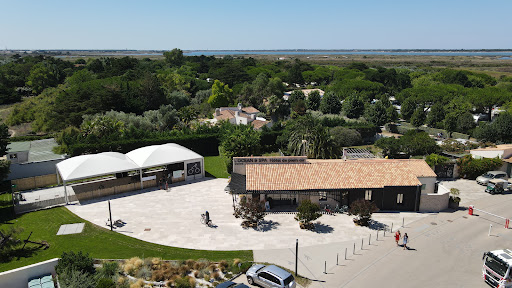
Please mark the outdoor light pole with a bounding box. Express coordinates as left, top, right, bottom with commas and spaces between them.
108, 200, 113, 231
295, 239, 298, 276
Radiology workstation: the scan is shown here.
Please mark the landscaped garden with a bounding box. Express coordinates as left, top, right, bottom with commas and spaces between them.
0, 193, 252, 273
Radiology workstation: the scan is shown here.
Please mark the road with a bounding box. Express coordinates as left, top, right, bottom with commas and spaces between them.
310, 192, 512, 288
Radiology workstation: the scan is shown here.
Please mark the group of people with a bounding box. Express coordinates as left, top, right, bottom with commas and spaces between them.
394, 230, 409, 250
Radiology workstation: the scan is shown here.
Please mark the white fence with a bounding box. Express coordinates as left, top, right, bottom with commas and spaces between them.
0, 258, 59, 288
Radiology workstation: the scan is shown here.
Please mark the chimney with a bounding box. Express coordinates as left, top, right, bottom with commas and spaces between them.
237, 103, 243, 111
215, 108, 220, 116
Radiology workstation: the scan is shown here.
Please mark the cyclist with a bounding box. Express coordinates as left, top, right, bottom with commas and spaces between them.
205, 210, 210, 225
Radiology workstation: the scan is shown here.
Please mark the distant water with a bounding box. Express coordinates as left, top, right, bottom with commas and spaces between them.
184, 50, 512, 57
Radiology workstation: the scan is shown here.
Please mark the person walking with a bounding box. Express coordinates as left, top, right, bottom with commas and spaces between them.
403, 233, 409, 250
395, 230, 401, 246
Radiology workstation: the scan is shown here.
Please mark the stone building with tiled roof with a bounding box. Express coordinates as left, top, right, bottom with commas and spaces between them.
228, 156, 441, 212
210, 103, 271, 130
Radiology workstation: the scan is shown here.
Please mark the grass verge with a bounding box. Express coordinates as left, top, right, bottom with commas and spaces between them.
0, 194, 251, 272
204, 156, 230, 178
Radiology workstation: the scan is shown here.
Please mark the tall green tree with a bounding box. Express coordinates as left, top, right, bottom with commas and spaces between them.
219, 125, 261, 172
400, 98, 416, 121
318, 92, 341, 114
288, 90, 305, 104
26, 62, 60, 94
410, 107, 426, 127
342, 95, 364, 118
208, 80, 232, 108
306, 90, 321, 110
163, 48, 185, 67
365, 102, 389, 126
426, 103, 445, 128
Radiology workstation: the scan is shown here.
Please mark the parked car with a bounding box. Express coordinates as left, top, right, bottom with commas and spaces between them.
215, 281, 250, 288
485, 179, 511, 194
246, 264, 296, 288
476, 171, 508, 186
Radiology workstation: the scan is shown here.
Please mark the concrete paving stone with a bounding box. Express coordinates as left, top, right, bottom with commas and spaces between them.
67, 178, 428, 251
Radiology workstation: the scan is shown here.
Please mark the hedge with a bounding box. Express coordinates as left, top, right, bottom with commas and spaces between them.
66, 134, 220, 157
343, 123, 379, 140
260, 130, 283, 153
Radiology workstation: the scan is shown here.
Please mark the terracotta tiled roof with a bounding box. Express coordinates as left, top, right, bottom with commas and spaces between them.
251, 120, 268, 130
215, 110, 254, 121
308, 158, 437, 178
215, 110, 235, 121
242, 106, 260, 114
503, 158, 512, 164
246, 161, 422, 191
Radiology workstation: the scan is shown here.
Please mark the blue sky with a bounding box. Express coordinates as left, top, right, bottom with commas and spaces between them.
1, 0, 511, 50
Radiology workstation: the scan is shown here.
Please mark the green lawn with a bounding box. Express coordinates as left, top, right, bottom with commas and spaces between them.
0, 194, 252, 272
204, 156, 230, 178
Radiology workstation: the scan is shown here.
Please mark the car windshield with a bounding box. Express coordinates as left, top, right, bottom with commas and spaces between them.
482, 173, 493, 178
283, 275, 294, 285
485, 254, 509, 277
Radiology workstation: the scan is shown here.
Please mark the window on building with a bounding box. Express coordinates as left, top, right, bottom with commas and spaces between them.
397, 193, 404, 204
319, 192, 327, 201
365, 190, 372, 201
10, 153, 17, 159
421, 184, 426, 190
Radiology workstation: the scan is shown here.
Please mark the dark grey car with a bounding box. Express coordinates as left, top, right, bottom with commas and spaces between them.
246, 264, 296, 288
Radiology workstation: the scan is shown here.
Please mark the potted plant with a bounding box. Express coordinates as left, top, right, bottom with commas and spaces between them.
449, 188, 461, 209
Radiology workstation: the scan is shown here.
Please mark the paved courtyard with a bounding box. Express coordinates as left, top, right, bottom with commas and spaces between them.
66, 178, 428, 250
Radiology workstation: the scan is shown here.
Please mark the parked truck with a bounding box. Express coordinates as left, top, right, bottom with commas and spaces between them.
482, 249, 512, 287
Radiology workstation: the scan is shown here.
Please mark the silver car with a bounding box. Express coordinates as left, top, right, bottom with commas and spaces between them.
246, 264, 296, 288
476, 171, 508, 185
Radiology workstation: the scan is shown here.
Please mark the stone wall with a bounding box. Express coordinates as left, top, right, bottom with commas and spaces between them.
419, 190, 450, 212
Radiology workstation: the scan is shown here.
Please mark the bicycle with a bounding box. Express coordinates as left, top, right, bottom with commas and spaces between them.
188, 163, 201, 175
200, 213, 212, 227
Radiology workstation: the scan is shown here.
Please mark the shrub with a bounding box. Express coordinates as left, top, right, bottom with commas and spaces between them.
212, 271, 221, 280
425, 153, 449, 167
450, 188, 461, 203
130, 279, 145, 288
348, 199, 378, 226
123, 257, 144, 276
173, 276, 195, 288
58, 269, 97, 288
136, 266, 152, 280
456, 155, 503, 179
234, 197, 265, 227
97, 278, 115, 288
178, 265, 190, 277
185, 259, 196, 267
99, 261, 119, 278
55, 251, 95, 276
295, 200, 321, 227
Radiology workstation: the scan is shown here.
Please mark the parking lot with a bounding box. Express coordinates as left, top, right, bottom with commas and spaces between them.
439, 178, 497, 206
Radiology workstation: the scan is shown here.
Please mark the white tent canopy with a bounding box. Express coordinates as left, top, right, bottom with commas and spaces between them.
126, 143, 203, 169
55, 144, 204, 204
56, 152, 140, 182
